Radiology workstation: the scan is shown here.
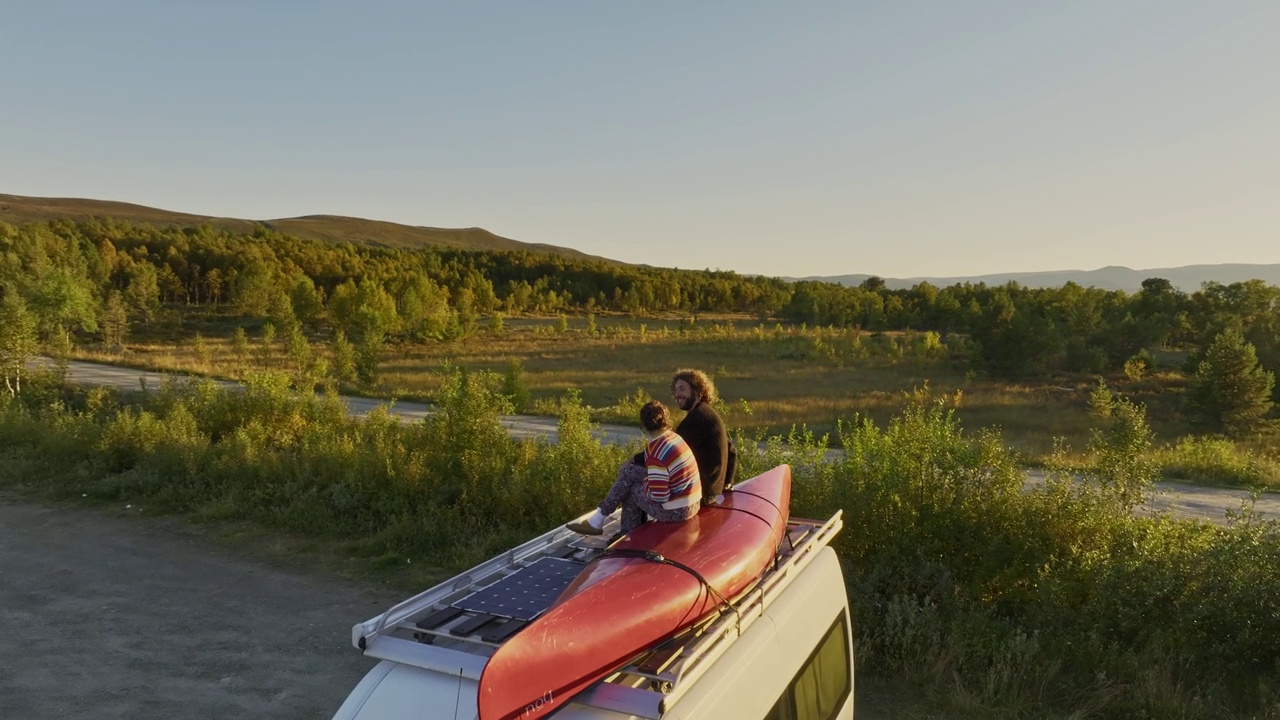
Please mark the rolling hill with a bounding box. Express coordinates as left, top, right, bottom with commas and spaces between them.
0, 193, 604, 261
6, 193, 1276, 293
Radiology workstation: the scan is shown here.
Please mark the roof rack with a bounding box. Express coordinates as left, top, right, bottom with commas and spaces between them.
352, 509, 843, 719
352, 511, 623, 667
580, 511, 844, 718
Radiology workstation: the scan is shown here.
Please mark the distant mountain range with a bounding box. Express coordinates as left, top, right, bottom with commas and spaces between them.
0, 193, 605, 261
796, 265, 1280, 293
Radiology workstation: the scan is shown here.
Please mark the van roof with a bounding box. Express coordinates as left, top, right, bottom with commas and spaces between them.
350, 510, 844, 719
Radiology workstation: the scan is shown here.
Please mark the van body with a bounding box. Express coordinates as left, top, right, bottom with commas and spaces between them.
331, 511, 853, 720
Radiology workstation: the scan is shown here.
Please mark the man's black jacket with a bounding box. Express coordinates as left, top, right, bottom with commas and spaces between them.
675, 402, 730, 503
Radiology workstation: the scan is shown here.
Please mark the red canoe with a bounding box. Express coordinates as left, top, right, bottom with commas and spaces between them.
477, 464, 792, 720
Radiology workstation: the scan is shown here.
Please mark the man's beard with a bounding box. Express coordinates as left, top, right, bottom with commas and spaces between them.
676, 396, 695, 411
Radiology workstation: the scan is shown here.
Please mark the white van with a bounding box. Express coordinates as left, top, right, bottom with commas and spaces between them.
331, 510, 854, 720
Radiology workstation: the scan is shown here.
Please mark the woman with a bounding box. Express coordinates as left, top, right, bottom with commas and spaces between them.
567, 400, 702, 535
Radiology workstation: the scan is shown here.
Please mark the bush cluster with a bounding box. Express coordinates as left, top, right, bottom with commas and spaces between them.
0, 368, 628, 569
2, 374, 1279, 717
735, 389, 1280, 718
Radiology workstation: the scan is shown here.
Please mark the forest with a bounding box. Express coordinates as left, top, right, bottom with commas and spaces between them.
1, 217, 1276, 440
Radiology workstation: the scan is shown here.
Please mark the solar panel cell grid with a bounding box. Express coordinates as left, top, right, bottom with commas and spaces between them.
453, 557, 584, 621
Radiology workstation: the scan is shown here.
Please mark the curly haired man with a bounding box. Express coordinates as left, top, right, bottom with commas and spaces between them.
670, 369, 734, 505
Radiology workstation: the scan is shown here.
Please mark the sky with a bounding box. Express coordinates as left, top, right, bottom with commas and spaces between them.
2, 1, 1277, 279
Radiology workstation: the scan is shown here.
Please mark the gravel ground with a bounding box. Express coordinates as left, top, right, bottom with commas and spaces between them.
0, 495, 397, 720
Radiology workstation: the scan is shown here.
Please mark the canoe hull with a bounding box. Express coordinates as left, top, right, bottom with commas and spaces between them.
477, 464, 792, 720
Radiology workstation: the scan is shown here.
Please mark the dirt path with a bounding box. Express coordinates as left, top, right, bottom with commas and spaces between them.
1022, 469, 1280, 524
0, 495, 397, 720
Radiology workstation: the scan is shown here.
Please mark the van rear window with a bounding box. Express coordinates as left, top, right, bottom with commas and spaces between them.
764, 612, 851, 720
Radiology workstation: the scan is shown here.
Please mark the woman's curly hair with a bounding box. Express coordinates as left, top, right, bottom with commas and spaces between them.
670, 369, 718, 405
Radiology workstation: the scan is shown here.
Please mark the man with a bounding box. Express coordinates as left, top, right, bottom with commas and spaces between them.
567, 401, 701, 536
670, 369, 733, 505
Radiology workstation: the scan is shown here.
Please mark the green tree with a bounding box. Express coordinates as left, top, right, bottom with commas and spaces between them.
268, 292, 300, 335
0, 291, 39, 396
47, 323, 73, 383
329, 278, 398, 339
331, 330, 356, 384
285, 325, 313, 387
504, 280, 533, 314
454, 287, 477, 336
1088, 378, 1113, 419
969, 290, 1062, 378
355, 330, 384, 386
233, 263, 277, 317
288, 274, 323, 329
192, 332, 212, 369
100, 290, 129, 351
123, 260, 161, 325
204, 267, 226, 306
1185, 327, 1275, 436
398, 273, 452, 340
1131, 277, 1183, 349
257, 322, 277, 368
231, 326, 249, 369
29, 268, 98, 336
463, 270, 499, 314
501, 358, 531, 412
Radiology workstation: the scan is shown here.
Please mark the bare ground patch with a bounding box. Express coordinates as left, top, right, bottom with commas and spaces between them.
0, 494, 400, 720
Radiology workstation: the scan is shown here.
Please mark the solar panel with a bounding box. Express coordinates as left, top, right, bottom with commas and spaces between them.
453, 557, 584, 621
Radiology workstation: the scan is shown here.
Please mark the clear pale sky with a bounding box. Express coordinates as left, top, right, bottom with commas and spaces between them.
3, 1, 1277, 278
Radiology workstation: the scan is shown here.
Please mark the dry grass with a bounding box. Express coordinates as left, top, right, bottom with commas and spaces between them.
62, 313, 1205, 459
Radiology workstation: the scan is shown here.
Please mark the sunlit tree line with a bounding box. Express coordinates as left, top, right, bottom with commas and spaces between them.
1, 218, 1279, 407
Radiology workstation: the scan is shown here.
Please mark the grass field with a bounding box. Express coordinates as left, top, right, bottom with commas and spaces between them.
58, 306, 1280, 495
69, 311, 1243, 464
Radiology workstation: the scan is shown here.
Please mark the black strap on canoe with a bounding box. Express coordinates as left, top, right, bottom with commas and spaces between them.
721, 488, 792, 557
599, 548, 742, 632
724, 487, 784, 522
710, 503, 774, 530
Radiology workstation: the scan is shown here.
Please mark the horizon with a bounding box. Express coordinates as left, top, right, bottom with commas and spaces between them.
3, 2, 1278, 278
9, 189, 1280, 284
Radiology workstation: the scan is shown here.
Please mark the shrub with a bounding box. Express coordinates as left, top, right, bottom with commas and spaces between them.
500, 359, 531, 412
4, 376, 1280, 717
738, 387, 1280, 716
1087, 392, 1156, 509
1123, 354, 1147, 380
1155, 436, 1280, 490
913, 330, 947, 361
591, 387, 650, 425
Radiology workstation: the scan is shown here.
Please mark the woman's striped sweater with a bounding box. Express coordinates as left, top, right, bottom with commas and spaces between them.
644, 430, 702, 506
